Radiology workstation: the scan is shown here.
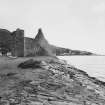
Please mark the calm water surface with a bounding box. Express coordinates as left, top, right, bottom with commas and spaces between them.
58, 56, 105, 81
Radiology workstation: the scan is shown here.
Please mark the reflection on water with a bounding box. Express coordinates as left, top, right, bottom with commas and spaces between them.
58, 56, 105, 81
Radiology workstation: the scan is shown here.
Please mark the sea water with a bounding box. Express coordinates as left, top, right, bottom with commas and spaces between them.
58, 56, 105, 82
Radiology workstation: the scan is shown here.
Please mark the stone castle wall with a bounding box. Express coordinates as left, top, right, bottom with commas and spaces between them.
11, 29, 24, 57
24, 37, 34, 56
0, 28, 57, 57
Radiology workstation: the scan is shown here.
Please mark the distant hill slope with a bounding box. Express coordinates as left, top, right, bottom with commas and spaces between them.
55, 47, 94, 56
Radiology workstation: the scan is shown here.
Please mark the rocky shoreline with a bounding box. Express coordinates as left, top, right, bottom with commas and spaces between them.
0, 57, 105, 105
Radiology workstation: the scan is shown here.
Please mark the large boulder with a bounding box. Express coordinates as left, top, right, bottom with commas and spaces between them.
18, 59, 43, 69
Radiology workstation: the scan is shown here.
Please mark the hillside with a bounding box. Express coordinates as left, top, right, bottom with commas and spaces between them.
55, 47, 94, 56
0, 56, 105, 105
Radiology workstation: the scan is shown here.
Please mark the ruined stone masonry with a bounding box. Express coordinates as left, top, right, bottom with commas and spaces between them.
24, 37, 34, 57
11, 29, 24, 57
0, 28, 24, 57
0, 28, 56, 57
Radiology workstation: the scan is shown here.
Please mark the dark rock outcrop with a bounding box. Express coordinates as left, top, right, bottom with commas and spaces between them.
18, 59, 42, 69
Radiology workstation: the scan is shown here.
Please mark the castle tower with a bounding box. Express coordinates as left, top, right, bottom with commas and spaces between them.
11, 28, 24, 57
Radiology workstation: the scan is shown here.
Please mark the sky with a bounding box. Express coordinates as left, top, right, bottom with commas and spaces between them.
0, 0, 105, 54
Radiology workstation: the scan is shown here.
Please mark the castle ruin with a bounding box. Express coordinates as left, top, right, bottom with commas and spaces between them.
0, 28, 56, 57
